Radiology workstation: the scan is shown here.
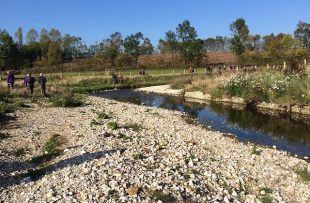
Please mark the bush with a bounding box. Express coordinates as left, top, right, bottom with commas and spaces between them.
213, 72, 310, 105
50, 90, 84, 107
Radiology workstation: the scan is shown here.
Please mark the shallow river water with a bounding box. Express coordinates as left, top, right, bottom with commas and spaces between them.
94, 89, 310, 157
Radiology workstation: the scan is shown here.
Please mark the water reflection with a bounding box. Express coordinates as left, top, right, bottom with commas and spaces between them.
94, 90, 310, 157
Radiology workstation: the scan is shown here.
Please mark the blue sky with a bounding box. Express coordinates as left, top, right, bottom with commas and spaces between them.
1, 0, 309, 46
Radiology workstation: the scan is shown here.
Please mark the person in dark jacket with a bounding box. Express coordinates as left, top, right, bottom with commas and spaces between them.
38, 73, 47, 97
24, 74, 35, 95
6, 71, 15, 91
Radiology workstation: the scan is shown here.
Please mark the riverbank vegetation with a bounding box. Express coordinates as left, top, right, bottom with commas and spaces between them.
170, 70, 310, 106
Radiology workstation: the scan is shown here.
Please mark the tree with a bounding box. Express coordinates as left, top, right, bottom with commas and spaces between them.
0, 29, 19, 70
176, 20, 206, 66
49, 28, 61, 42
26, 28, 38, 44
14, 27, 23, 48
96, 32, 123, 67
39, 28, 50, 43
123, 32, 144, 63
62, 34, 86, 61
294, 21, 310, 49
47, 41, 62, 65
176, 20, 197, 42
229, 18, 249, 55
20, 42, 41, 68
158, 31, 178, 54
140, 38, 153, 55
263, 33, 302, 64
247, 34, 262, 51
205, 36, 230, 52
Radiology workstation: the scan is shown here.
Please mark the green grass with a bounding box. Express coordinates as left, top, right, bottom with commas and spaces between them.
69, 75, 177, 94
11, 147, 27, 157
132, 153, 144, 160
43, 134, 62, 154
31, 151, 62, 165
122, 123, 143, 131
107, 121, 118, 130
117, 133, 133, 141
295, 167, 310, 181
97, 112, 109, 119
260, 197, 272, 203
90, 119, 100, 127
250, 145, 261, 155
259, 187, 273, 194
152, 191, 176, 202
49, 90, 84, 107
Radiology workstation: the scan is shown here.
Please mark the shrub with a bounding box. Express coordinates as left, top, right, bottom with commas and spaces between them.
213, 72, 310, 105
50, 90, 84, 107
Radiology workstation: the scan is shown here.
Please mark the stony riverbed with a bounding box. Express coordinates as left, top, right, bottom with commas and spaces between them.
0, 96, 309, 203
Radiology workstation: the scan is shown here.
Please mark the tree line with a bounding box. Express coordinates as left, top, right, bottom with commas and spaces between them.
1, 19, 310, 71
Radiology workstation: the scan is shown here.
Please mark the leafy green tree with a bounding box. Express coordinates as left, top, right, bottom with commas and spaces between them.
0, 29, 19, 70
39, 28, 50, 43
294, 21, 310, 48
229, 18, 249, 55
123, 32, 144, 63
140, 37, 153, 55
176, 20, 206, 66
20, 42, 41, 68
47, 41, 62, 65
26, 28, 38, 44
14, 27, 23, 48
62, 34, 86, 61
97, 32, 123, 66
176, 20, 197, 42
158, 31, 178, 54
263, 33, 302, 64
49, 28, 61, 42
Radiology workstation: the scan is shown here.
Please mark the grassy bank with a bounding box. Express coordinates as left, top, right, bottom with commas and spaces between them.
170, 71, 310, 105
68, 75, 175, 94
0, 74, 175, 117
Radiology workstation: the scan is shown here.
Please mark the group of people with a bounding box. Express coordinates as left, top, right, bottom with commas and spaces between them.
6, 71, 47, 97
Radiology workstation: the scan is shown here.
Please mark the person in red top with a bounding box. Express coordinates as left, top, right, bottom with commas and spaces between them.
189, 65, 193, 74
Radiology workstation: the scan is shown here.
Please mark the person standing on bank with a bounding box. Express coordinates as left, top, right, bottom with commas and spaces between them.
38, 73, 47, 97
24, 73, 35, 95
6, 71, 15, 91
